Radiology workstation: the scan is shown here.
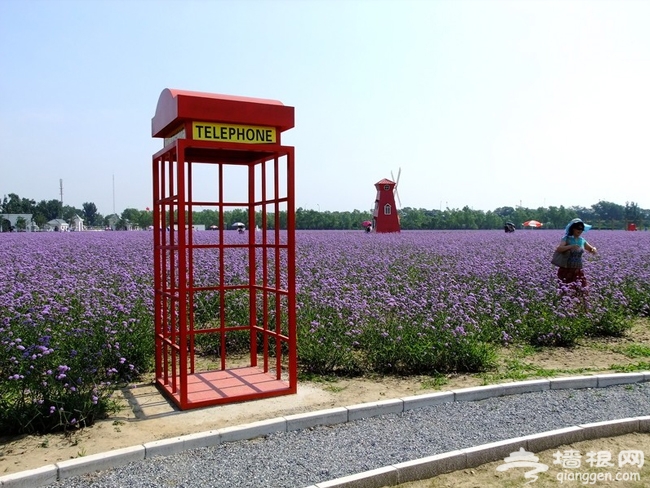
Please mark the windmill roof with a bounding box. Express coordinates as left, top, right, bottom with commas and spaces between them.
375, 178, 395, 185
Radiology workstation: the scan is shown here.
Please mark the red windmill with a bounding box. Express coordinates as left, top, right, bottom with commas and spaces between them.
372, 168, 401, 233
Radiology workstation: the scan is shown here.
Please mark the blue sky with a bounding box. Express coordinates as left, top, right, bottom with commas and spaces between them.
1, 0, 649, 215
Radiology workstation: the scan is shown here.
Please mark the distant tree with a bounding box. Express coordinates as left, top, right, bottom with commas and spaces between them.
2, 190, 648, 231
625, 201, 641, 224
223, 208, 248, 229
31, 210, 47, 228
570, 205, 595, 223
425, 209, 445, 229
640, 208, 650, 228
592, 201, 624, 221
510, 207, 530, 228
15, 216, 27, 231
35, 199, 62, 221
120, 208, 152, 229
277, 210, 288, 229
2, 193, 35, 214
83, 202, 99, 226
192, 209, 219, 228
460, 206, 479, 229
400, 207, 427, 229
494, 206, 515, 219
138, 209, 153, 229
547, 206, 566, 229
62, 205, 83, 221
482, 210, 503, 229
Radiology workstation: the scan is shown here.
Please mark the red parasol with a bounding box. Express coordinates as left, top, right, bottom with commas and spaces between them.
523, 220, 543, 228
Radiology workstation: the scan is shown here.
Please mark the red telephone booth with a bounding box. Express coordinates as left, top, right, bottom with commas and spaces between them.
151, 89, 297, 410
372, 178, 401, 233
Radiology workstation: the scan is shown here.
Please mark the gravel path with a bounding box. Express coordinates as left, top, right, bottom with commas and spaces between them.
44, 383, 650, 488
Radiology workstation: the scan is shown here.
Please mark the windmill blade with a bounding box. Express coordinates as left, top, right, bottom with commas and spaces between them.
393, 167, 402, 207
391, 170, 395, 183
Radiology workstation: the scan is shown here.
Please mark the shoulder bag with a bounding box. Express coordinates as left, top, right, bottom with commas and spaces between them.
551, 250, 569, 267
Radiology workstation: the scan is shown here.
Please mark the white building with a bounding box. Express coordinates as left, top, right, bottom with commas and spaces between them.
0, 213, 36, 232
45, 219, 69, 232
71, 215, 84, 231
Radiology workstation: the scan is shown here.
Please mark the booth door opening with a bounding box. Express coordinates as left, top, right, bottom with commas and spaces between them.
153, 145, 296, 410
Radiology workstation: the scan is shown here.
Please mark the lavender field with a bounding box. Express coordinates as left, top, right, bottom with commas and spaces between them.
1, 230, 649, 434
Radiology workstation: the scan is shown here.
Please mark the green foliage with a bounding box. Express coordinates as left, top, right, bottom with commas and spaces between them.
2, 226, 648, 437
0, 296, 154, 435
420, 374, 449, 389
297, 305, 360, 375
4, 191, 649, 230
192, 288, 289, 357
296, 310, 497, 376
609, 361, 650, 373
82, 202, 100, 227
620, 344, 650, 358
622, 279, 650, 317
587, 310, 631, 338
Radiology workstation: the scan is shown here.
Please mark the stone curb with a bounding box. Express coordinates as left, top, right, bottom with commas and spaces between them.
0, 465, 58, 488
307, 417, 650, 488
2, 373, 649, 487
57, 445, 145, 480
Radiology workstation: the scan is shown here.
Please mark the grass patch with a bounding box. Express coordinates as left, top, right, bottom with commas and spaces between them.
420, 375, 449, 390
620, 344, 650, 358
609, 361, 650, 373
480, 355, 598, 384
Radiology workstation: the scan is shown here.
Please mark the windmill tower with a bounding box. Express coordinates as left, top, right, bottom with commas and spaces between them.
372, 168, 401, 233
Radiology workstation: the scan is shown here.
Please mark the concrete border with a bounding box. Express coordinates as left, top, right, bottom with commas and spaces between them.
313, 418, 650, 488
2, 373, 649, 487
56, 445, 145, 480
347, 398, 404, 422
0, 465, 58, 488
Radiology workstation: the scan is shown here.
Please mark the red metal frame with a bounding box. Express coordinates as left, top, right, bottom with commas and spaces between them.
152, 90, 296, 410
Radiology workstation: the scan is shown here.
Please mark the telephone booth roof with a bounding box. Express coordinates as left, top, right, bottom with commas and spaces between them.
152, 88, 295, 138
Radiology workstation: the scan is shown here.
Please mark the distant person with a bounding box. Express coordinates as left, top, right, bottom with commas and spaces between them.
365, 225, 372, 233
555, 218, 597, 288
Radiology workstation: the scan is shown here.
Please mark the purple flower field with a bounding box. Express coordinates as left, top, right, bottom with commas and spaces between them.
295, 230, 649, 374
1, 229, 649, 434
